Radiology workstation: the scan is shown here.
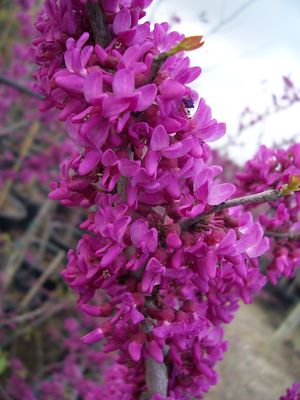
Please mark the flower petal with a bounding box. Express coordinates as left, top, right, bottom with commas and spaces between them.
79, 149, 101, 175
113, 8, 131, 34
119, 159, 140, 177
113, 69, 135, 97
150, 125, 169, 151
83, 71, 103, 104
207, 183, 235, 205
135, 84, 157, 111
159, 79, 186, 99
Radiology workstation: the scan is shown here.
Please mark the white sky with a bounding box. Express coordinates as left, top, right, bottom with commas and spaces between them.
148, 0, 300, 163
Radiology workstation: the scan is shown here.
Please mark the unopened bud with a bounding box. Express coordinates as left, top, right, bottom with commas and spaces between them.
167, 36, 204, 56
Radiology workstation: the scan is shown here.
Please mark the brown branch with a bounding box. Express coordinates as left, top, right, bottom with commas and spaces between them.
265, 231, 300, 241
2, 301, 69, 348
0, 121, 40, 208
0, 120, 31, 137
143, 358, 168, 399
4, 199, 55, 289
0, 76, 43, 99
19, 250, 65, 310
181, 188, 284, 230
140, 321, 168, 399
87, 0, 111, 47
117, 176, 128, 201
0, 302, 52, 327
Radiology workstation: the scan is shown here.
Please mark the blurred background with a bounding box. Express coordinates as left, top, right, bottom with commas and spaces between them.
0, 1, 299, 399
148, 0, 300, 162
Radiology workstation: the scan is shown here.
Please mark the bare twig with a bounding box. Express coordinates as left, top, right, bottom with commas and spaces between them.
19, 250, 65, 310
208, 0, 256, 35
265, 231, 300, 241
0, 301, 53, 327
0, 75, 43, 99
4, 199, 54, 289
148, 0, 164, 20
0, 120, 31, 137
2, 301, 69, 348
37, 211, 54, 264
117, 176, 128, 202
87, 0, 111, 47
272, 302, 300, 343
0, 121, 40, 208
35, 330, 44, 375
181, 188, 284, 230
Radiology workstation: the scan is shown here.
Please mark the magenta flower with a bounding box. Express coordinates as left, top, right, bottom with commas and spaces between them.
236, 143, 300, 284
130, 219, 158, 253
280, 383, 300, 400
32, 1, 274, 398
141, 257, 166, 293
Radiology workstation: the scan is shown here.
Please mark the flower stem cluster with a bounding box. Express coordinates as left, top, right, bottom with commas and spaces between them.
33, 1, 270, 398
236, 144, 300, 285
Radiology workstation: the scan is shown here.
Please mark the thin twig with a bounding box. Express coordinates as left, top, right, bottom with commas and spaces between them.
181, 188, 284, 230
2, 302, 68, 348
0, 121, 40, 208
208, 0, 256, 35
272, 303, 300, 343
117, 176, 128, 202
0, 120, 31, 137
4, 199, 54, 289
87, 0, 111, 47
265, 231, 300, 241
0, 302, 53, 327
35, 330, 44, 376
0, 75, 43, 99
19, 250, 65, 310
37, 210, 55, 264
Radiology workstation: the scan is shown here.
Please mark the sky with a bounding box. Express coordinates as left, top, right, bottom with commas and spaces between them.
147, 0, 300, 163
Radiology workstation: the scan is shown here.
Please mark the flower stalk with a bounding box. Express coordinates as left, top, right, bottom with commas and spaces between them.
181, 188, 285, 230
87, 0, 111, 47
0, 75, 43, 99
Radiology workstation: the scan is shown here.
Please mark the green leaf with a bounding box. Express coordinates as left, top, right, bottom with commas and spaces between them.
0, 351, 8, 375
281, 174, 300, 196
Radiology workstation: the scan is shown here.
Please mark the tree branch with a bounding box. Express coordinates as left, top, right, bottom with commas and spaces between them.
0, 301, 53, 327
2, 301, 69, 348
265, 231, 300, 241
143, 358, 168, 399
19, 250, 65, 310
208, 0, 256, 35
4, 199, 55, 289
0, 76, 43, 99
141, 320, 168, 399
87, 0, 111, 47
181, 188, 284, 230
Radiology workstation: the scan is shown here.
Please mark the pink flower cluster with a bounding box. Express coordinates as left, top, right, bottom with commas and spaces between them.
33, 1, 269, 398
236, 144, 300, 284
280, 383, 300, 400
